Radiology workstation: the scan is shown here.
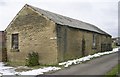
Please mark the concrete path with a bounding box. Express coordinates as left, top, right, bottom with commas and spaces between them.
49, 52, 118, 75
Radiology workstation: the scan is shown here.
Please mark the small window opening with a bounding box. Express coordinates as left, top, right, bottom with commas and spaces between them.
12, 34, 19, 49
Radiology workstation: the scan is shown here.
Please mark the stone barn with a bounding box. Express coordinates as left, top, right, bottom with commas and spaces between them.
5, 4, 112, 65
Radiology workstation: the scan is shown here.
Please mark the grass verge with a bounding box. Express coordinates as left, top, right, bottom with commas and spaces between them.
105, 63, 120, 77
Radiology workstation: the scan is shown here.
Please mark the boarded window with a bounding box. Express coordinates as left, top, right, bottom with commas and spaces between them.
12, 34, 19, 49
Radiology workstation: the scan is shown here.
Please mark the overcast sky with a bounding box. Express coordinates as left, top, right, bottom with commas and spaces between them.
0, 0, 119, 37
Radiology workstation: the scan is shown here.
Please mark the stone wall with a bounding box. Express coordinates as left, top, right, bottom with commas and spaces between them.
0, 31, 3, 61
0, 31, 7, 62
6, 6, 58, 65
101, 35, 112, 52
5, 5, 112, 65
56, 24, 112, 62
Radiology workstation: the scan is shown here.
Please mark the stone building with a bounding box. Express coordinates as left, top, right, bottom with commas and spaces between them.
112, 37, 120, 46
4, 4, 112, 65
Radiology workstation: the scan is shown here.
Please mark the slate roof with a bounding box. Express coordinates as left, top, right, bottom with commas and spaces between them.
28, 4, 111, 36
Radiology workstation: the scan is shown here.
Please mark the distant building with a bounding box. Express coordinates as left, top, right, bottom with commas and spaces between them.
112, 37, 120, 46
2, 4, 112, 65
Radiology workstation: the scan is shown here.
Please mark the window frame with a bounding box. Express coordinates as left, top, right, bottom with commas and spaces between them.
11, 33, 19, 49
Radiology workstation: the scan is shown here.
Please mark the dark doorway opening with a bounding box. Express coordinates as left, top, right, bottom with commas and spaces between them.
82, 38, 85, 57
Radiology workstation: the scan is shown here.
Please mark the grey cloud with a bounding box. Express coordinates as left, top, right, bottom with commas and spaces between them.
0, 1, 6, 6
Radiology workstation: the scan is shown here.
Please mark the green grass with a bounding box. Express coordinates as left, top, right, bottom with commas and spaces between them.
5, 61, 25, 67
105, 64, 120, 77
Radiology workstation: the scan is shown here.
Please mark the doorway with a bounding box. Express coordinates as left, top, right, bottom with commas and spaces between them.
82, 38, 85, 57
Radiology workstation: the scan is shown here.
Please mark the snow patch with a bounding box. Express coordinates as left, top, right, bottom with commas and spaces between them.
59, 47, 119, 67
0, 47, 119, 75
0, 62, 61, 76
17, 67, 61, 75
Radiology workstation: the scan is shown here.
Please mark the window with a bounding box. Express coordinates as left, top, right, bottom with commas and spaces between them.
12, 34, 19, 49
93, 34, 96, 48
